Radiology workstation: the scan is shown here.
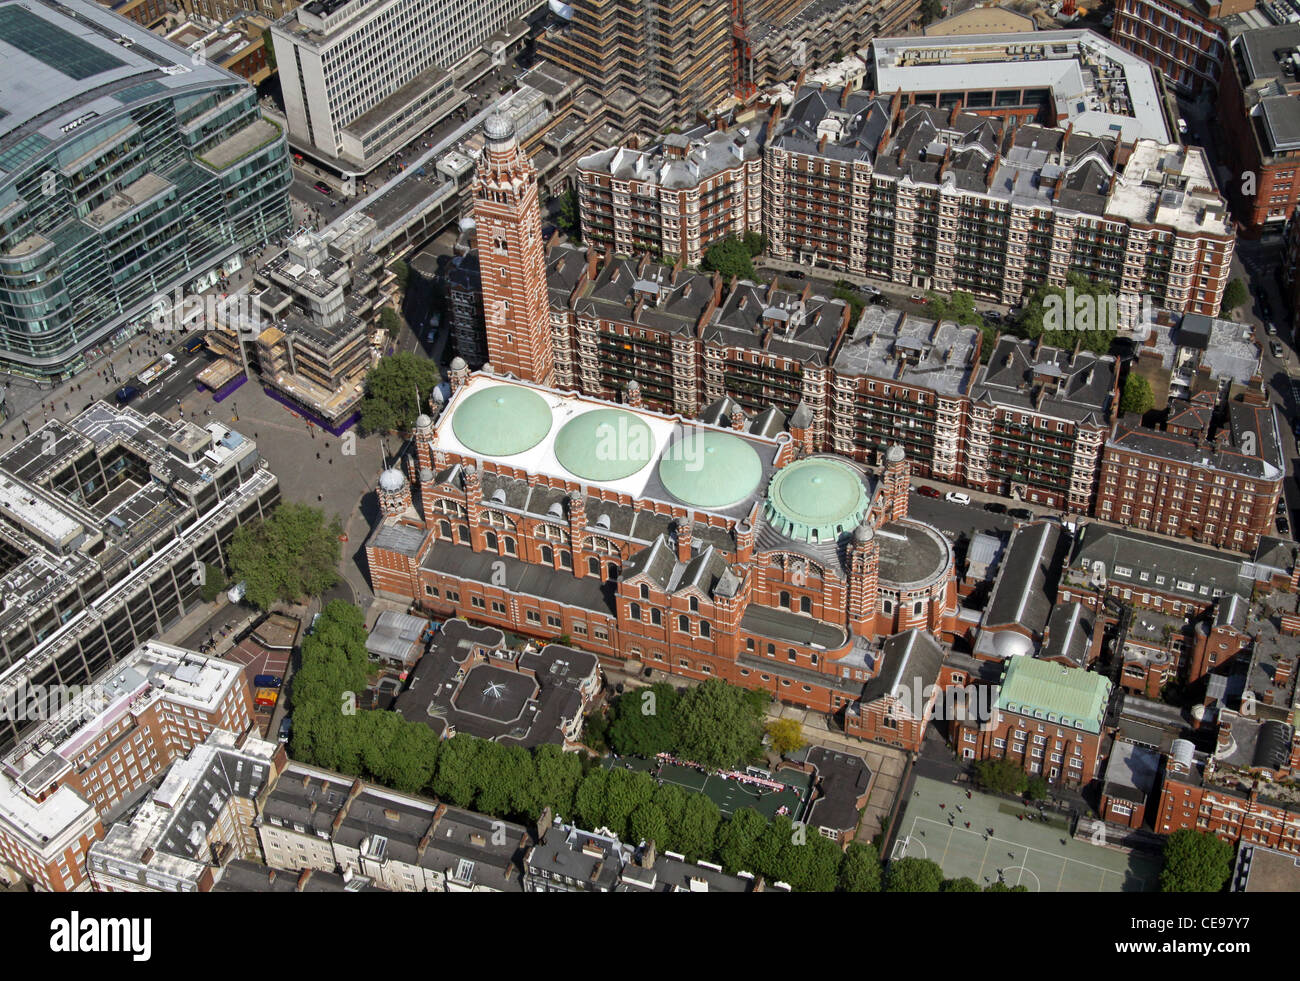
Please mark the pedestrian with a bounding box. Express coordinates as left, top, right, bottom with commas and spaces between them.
328, 457, 332, 465
965, 821, 970, 828
316, 452, 320, 460
939, 803, 945, 810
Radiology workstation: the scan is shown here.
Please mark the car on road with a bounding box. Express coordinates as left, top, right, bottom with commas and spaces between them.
1008, 507, 1034, 521
1270, 340, 1285, 359
115, 385, 140, 404
786, 270, 806, 280
1279, 513, 1291, 536
1266, 321, 1278, 336
909, 293, 928, 305
983, 501, 1008, 514
944, 491, 971, 505
314, 180, 332, 195
916, 485, 941, 498
279, 716, 292, 743
870, 293, 890, 305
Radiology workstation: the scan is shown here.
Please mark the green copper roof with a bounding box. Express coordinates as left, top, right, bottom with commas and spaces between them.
555, 409, 654, 482
657, 431, 762, 509
763, 457, 869, 544
451, 386, 553, 457
995, 657, 1111, 734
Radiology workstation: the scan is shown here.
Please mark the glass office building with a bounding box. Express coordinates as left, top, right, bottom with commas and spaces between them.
0, 0, 292, 379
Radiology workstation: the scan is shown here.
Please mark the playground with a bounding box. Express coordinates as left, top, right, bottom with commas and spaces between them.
604, 755, 813, 821
891, 776, 1160, 892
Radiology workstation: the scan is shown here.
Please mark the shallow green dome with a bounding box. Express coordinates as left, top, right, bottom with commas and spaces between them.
555, 409, 655, 481
452, 385, 553, 457
657, 430, 762, 509
763, 457, 869, 544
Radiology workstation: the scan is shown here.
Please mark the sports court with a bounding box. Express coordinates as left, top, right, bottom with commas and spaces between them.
892, 776, 1159, 891
604, 756, 812, 821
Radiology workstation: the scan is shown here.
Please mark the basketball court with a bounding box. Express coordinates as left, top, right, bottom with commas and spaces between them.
892, 776, 1159, 891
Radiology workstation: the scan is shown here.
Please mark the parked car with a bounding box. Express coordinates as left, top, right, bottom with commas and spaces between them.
945, 491, 971, 505
279, 716, 292, 743
1278, 513, 1291, 536
1008, 507, 1034, 521
314, 180, 332, 195
909, 293, 928, 305
253, 674, 282, 689
983, 501, 1008, 514
786, 270, 806, 280
115, 385, 140, 404
1270, 340, 1285, 360
1266, 321, 1278, 336
916, 485, 941, 498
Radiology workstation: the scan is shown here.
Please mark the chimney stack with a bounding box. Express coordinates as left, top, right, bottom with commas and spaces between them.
676, 520, 692, 563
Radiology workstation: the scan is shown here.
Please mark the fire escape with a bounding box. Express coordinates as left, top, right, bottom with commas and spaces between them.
731, 0, 756, 99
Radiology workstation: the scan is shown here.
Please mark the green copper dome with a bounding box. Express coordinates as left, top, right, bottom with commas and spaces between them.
658, 430, 762, 509
555, 409, 655, 482
452, 386, 553, 457
763, 457, 869, 544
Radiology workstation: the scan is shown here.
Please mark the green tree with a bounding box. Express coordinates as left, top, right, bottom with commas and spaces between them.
715, 807, 768, 874
700, 237, 757, 282
942, 876, 981, 892
1025, 777, 1050, 802
433, 735, 488, 809
837, 841, 883, 892
532, 744, 584, 820
1014, 273, 1117, 354
628, 801, 670, 848
674, 793, 723, 862
1219, 278, 1248, 315
1160, 830, 1233, 893
974, 758, 1030, 796
673, 679, 765, 769
360, 351, 442, 434
573, 767, 611, 832
228, 503, 341, 610
379, 306, 403, 339
919, 0, 944, 25
390, 259, 410, 290
741, 231, 767, 257
766, 717, 805, 757
199, 562, 227, 603
261, 28, 276, 69
556, 188, 581, 241
884, 857, 945, 892
608, 683, 678, 756
1119, 373, 1155, 418
984, 880, 1029, 892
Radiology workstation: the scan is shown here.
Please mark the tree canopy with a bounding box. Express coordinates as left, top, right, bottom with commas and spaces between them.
837, 842, 883, 892
556, 188, 581, 241
1013, 272, 1118, 354
885, 856, 945, 892
973, 758, 1029, 796
672, 679, 766, 769
1219, 278, 1248, 315
1160, 830, 1233, 892
608, 682, 679, 757
701, 237, 758, 282
379, 306, 403, 339
228, 503, 341, 610
360, 351, 442, 434
1120, 373, 1155, 418
766, 717, 805, 757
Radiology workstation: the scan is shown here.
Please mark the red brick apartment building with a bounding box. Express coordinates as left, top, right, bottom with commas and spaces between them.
1095, 399, 1286, 553
1217, 23, 1300, 234
0, 644, 252, 891
1157, 713, 1300, 850
953, 656, 1113, 786
1112, 0, 1247, 96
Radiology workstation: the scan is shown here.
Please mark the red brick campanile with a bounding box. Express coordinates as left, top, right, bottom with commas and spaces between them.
472, 113, 556, 387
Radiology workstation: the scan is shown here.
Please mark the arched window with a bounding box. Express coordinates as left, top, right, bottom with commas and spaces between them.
800, 595, 811, 614
700, 620, 710, 639
589, 557, 600, 577
677, 615, 690, 633
630, 602, 641, 621
560, 550, 572, 569
640, 583, 650, 600
651, 608, 662, 626
689, 596, 699, 613
608, 562, 619, 581
779, 590, 791, 608
456, 525, 470, 544
439, 520, 452, 539
485, 531, 498, 551
504, 537, 517, 555
541, 544, 554, 565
